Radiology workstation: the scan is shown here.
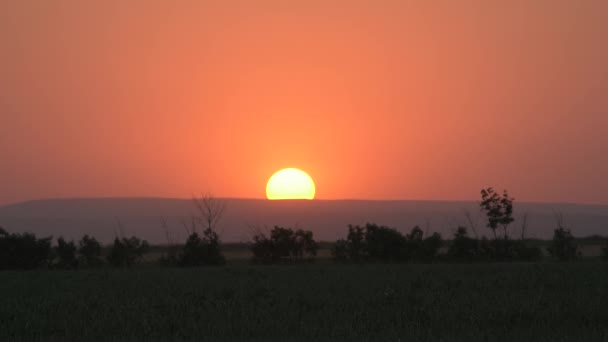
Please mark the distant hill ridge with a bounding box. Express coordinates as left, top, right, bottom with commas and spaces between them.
1, 198, 608, 243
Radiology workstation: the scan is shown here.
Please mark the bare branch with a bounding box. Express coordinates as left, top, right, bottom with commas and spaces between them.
115, 219, 126, 238
193, 193, 226, 232
553, 210, 565, 229
463, 209, 479, 239
180, 217, 193, 236
520, 213, 528, 240
160, 216, 174, 246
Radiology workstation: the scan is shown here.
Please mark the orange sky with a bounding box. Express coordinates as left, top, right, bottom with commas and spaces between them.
1, 0, 607, 205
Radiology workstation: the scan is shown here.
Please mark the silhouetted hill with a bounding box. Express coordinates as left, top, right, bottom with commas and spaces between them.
1, 198, 607, 243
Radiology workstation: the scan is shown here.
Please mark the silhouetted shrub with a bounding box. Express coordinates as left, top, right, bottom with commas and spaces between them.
251, 234, 276, 263
418, 232, 443, 260
602, 241, 608, 261
0, 227, 52, 270
78, 235, 103, 267
364, 223, 406, 262
405, 226, 443, 261
447, 227, 482, 260
404, 226, 424, 260
333, 223, 442, 263
491, 238, 518, 261
478, 237, 494, 258
177, 229, 225, 267
332, 225, 367, 262
331, 239, 349, 261
107, 236, 150, 267
251, 226, 318, 263
54, 237, 78, 269
547, 228, 578, 261
513, 241, 543, 261
159, 250, 179, 266
447, 227, 541, 262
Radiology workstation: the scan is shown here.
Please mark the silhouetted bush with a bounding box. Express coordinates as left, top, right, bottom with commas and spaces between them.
446, 227, 541, 262
159, 249, 179, 267
158, 195, 227, 267
54, 237, 78, 269
490, 238, 543, 261
107, 236, 150, 267
491, 238, 519, 261
251, 226, 318, 263
364, 223, 406, 262
331, 239, 349, 261
422, 232, 443, 258
78, 235, 103, 267
0, 227, 52, 270
404, 226, 424, 261
251, 234, 275, 263
447, 227, 481, 260
332, 225, 366, 262
547, 228, 578, 261
513, 240, 543, 261
333, 223, 442, 263
602, 241, 608, 261
177, 229, 225, 267
405, 226, 443, 261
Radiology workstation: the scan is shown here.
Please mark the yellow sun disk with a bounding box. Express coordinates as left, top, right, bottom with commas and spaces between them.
266, 168, 316, 200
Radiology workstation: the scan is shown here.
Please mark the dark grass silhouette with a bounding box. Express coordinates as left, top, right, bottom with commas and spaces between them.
1, 263, 608, 341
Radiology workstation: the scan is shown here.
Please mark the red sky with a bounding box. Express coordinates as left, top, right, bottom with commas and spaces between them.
1, 0, 607, 205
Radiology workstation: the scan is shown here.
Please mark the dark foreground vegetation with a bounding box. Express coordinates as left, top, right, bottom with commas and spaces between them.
2, 188, 603, 270
2, 262, 608, 341
2, 190, 608, 341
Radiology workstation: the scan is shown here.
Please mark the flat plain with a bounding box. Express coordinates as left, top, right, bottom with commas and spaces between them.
2, 261, 608, 341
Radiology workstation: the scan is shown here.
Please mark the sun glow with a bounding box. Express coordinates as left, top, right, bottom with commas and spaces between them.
266, 168, 316, 200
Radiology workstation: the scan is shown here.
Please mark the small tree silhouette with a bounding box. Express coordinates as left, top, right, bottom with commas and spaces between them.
418, 232, 443, 261
107, 236, 150, 267
447, 227, 480, 260
480, 187, 514, 240
251, 226, 318, 263
167, 193, 227, 266
404, 226, 442, 261
332, 225, 367, 262
364, 223, 407, 262
292, 229, 318, 260
547, 212, 578, 261
0, 227, 52, 270
333, 223, 441, 262
78, 235, 103, 267
547, 228, 578, 261
178, 228, 225, 266
193, 193, 226, 233
54, 237, 78, 269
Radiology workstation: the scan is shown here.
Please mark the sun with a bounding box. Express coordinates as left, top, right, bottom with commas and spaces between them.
266, 168, 316, 200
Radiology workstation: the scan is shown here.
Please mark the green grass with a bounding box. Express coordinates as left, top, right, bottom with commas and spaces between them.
2, 262, 608, 341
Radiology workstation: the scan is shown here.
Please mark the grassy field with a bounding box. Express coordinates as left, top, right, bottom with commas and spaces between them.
1, 262, 608, 341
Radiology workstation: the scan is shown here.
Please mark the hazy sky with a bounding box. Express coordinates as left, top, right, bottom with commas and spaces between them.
1, 0, 607, 205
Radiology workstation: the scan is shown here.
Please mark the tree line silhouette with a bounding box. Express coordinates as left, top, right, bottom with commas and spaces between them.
0, 188, 605, 270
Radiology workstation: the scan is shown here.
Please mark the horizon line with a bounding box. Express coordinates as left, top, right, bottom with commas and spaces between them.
2, 196, 607, 208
